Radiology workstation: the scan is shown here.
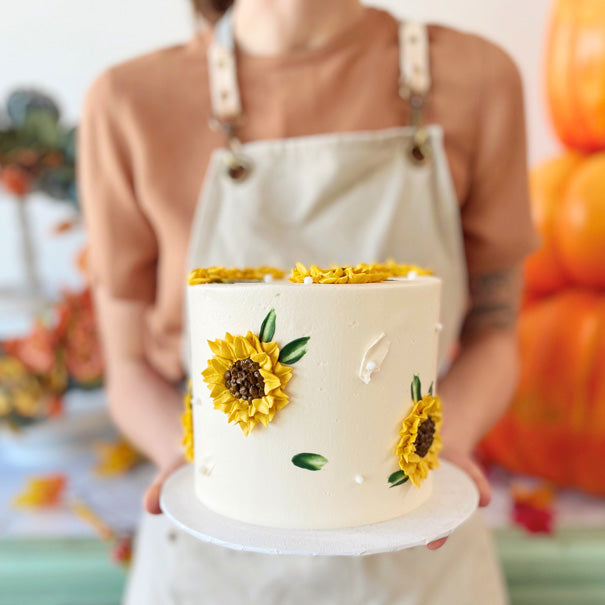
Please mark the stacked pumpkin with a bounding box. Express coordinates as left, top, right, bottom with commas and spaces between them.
480, 0, 605, 495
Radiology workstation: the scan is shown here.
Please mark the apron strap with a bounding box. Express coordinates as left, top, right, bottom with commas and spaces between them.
208, 13, 433, 125
207, 10, 252, 181
208, 9, 242, 124
206, 13, 434, 171
398, 22, 432, 164
399, 22, 431, 100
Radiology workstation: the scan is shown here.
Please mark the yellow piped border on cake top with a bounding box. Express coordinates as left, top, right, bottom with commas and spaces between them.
187, 262, 432, 286
188, 266, 285, 285
289, 262, 433, 284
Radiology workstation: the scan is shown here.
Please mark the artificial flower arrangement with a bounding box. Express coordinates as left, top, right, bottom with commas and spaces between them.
0, 88, 104, 430
0, 88, 79, 307
0, 288, 104, 430
0, 88, 76, 203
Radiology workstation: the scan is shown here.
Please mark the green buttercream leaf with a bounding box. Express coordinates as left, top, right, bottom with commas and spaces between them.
411, 375, 422, 402
278, 337, 310, 364
428, 381, 434, 396
292, 453, 328, 471
259, 309, 277, 343
388, 470, 409, 488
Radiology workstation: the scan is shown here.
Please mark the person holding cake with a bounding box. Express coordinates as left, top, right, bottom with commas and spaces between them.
80, 0, 537, 603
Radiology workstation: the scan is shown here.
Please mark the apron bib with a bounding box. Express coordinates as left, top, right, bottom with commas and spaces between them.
124, 13, 508, 605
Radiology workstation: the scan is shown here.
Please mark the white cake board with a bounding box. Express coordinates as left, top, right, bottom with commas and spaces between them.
161, 461, 479, 556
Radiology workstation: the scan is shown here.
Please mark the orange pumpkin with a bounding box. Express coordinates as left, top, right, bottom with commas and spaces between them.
555, 154, 605, 288
524, 152, 605, 293
547, 0, 605, 151
481, 291, 605, 495
523, 154, 579, 295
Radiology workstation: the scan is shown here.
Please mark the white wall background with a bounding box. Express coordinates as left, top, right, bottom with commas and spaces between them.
0, 0, 560, 162
0, 0, 560, 318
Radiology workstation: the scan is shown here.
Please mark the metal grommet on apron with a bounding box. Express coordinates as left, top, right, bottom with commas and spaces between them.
208, 118, 252, 182
125, 11, 508, 605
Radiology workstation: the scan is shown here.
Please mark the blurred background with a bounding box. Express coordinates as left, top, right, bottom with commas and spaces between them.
1, 1, 604, 604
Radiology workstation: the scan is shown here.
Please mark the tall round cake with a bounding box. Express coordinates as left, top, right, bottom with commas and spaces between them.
185, 265, 443, 530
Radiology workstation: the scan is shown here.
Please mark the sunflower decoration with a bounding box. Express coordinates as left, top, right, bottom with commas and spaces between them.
393, 375, 442, 488
202, 309, 310, 436
289, 261, 432, 284
182, 382, 194, 461
188, 266, 284, 285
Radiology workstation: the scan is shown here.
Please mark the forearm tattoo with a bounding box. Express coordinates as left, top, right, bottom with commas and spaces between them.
462, 267, 522, 339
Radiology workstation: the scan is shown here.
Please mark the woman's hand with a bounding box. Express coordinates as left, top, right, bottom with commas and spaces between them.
426, 448, 491, 550
423, 304, 522, 551
143, 456, 187, 515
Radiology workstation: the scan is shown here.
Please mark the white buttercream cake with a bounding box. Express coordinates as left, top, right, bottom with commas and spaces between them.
185, 264, 443, 530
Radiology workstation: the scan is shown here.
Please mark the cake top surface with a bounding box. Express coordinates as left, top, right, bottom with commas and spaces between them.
188, 262, 436, 286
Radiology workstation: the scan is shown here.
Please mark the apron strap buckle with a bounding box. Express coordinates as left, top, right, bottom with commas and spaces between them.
407, 95, 432, 166
208, 116, 253, 182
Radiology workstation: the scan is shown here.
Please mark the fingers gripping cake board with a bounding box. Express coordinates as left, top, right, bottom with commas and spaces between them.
183, 263, 443, 530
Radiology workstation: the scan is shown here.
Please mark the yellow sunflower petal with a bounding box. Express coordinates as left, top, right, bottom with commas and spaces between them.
250, 352, 272, 370
271, 387, 288, 399
209, 357, 231, 373
274, 397, 290, 411
210, 383, 228, 397
213, 390, 235, 407
208, 340, 233, 359
214, 402, 228, 414
260, 370, 282, 393
274, 363, 292, 382
246, 332, 263, 352
201, 366, 217, 379
233, 336, 254, 360
204, 366, 227, 384
255, 399, 270, 414
261, 340, 280, 364
207, 339, 224, 357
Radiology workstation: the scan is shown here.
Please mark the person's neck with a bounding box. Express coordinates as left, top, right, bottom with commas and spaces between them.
233, 0, 364, 56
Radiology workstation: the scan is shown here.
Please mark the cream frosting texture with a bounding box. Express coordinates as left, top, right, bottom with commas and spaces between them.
188, 277, 441, 529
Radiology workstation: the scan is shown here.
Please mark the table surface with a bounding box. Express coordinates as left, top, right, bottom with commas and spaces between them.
0, 390, 154, 540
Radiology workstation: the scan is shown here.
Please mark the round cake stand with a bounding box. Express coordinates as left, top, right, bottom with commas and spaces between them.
160, 461, 479, 556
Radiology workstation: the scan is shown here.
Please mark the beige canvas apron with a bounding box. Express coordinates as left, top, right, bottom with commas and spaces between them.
124, 13, 508, 605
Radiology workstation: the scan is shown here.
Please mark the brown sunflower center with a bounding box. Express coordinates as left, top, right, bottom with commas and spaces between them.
414, 417, 436, 458
224, 358, 265, 402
